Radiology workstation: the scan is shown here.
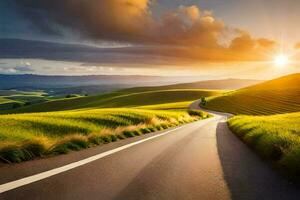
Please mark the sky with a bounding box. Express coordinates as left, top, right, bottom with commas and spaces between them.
1, 0, 300, 79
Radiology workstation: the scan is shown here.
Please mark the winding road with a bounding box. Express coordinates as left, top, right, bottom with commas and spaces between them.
0, 101, 299, 199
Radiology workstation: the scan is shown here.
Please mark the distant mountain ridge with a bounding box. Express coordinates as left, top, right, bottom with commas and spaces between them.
0, 74, 262, 91
0, 74, 206, 90
122, 78, 263, 92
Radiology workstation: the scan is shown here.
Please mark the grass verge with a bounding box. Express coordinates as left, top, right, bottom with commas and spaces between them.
228, 112, 300, 180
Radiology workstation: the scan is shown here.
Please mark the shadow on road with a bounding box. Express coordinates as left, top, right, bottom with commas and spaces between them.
216, 122, 300, 200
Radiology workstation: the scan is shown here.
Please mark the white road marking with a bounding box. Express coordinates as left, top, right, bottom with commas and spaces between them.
0, 120, 211, 194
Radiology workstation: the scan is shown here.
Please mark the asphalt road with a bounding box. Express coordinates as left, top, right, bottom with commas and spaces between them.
0, 102, 299, 199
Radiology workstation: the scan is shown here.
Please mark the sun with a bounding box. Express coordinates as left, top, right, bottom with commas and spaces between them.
274, 54, 289, 67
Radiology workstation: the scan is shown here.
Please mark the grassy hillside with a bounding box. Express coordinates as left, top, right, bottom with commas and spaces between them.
136, 101, 193, 110
0, 97, 22, 110
204, 74, 300, 115
228, 112, 300, 178
0, 90, 46, 96
0, 97, 14, 104
3, 89, 222, 114
0, 108, 209, 163
0, 90, 48, 111
6, 95, 47, 104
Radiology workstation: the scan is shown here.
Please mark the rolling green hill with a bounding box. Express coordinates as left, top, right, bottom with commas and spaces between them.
3, 89, 223, 114
0, 97, 14, 104
0, 97, 21, 110
6, 95, 47, 104
204, 73, 300, 115
0, 90, 48, 111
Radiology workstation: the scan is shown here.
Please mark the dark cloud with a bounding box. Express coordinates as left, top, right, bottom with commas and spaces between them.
14, 0, 151, 42
11, 0, 277, 62
12, 0, 229, 46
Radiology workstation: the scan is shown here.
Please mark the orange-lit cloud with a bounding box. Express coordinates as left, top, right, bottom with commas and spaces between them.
294, 42, 300, 50
15, 0, 278, 62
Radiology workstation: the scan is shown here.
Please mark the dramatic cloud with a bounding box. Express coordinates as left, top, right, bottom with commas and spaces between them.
229, 31, 276, 51
14, 1, 224, 46
14, 0, 152, 42
13, 0, 277, 62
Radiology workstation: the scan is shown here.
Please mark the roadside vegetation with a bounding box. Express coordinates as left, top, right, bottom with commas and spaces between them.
200, 74, 300, 180
0, 108, 210, 163
204, 73, 300, 115
228, 112, 300, 179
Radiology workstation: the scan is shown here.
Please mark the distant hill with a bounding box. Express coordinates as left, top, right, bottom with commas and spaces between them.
2, 89, 223, 114
122, 78, 262, 92
0, 74, 204, 90
204, 73, 300, 115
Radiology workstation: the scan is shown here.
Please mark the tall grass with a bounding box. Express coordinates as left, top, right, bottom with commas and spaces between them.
228, 112, 300, 179
0, 108, 209, 163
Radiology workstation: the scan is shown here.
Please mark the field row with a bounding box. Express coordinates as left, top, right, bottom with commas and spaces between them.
205, 89, 300, 115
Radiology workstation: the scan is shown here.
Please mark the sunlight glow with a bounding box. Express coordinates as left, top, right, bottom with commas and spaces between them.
274, 54, 289, 67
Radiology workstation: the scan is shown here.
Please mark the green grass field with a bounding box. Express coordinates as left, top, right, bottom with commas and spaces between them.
228, 112, 300, 177
0, 97, 15, 104
0, 108, 209, 163
136, 101, 193, 110
3, 89, 222, 114
0, 97, 22, 110
0, 90, 46, 96
0, 90, 48, 111
6, 95, 48, 104
204, 73, 300, 115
